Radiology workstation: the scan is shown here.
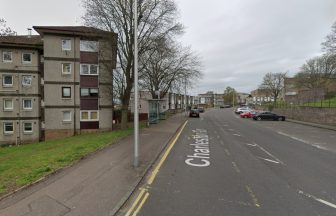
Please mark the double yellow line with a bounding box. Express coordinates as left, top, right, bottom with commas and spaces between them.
125, 120, 188, 216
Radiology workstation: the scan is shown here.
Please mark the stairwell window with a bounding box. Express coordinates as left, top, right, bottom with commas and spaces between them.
63, 111, 72, 122
62, 87, 71, 99
62, 39, 71, 51
62, 63, 71, 74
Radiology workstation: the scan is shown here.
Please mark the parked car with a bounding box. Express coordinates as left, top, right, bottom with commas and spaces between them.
253, 112, 285, 121
220, 104, 232, 108
198, 107, 205, 113
235, 107, 251, 114
240, 111, 258, 118
189, 109, 200, 118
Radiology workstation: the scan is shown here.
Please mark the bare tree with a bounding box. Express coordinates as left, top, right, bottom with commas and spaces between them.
322, 21, 336, 54
139, 37, 202, 99
294, 54, 336, 90
223, 86, 236, 105
82, 0, 183, 128
260, 72, 287, 105
0, 18, 16, 36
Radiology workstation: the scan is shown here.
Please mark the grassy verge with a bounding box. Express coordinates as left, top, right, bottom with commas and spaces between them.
0, 128, 135, 197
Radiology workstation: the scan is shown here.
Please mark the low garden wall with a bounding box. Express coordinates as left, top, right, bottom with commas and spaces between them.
273, 107, 336, 126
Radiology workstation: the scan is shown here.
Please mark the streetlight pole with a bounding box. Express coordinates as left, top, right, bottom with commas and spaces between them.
134, 0, 139, 167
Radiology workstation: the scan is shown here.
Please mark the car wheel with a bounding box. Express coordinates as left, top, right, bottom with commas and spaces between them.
257, 117, 262, 121
244, 116, 247, 118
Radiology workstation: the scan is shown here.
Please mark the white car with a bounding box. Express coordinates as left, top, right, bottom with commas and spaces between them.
235, 107, 251, 114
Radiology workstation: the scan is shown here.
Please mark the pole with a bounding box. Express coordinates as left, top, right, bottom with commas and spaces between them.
134, 0, 139, 167
184, 77, 187, 116
157, 90, 160, 123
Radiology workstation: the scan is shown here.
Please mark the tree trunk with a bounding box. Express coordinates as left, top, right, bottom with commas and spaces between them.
121, 107, 128, 129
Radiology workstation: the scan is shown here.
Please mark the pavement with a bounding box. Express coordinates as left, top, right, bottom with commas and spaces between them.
0, 112, 187, 216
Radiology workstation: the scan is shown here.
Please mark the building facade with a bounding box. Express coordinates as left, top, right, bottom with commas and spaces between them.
0, 36, 43, 145
0, 26, 117, 145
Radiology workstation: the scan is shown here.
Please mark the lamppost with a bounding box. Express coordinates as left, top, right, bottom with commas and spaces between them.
134, 0, 139, 167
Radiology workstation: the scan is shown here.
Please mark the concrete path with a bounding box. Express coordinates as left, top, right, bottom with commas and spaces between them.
0, 113, 187, 216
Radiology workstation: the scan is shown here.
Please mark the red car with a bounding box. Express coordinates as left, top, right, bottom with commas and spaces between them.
240, 111, 257, 118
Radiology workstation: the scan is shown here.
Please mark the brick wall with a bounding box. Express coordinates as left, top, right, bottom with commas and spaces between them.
273, 107, 336, 126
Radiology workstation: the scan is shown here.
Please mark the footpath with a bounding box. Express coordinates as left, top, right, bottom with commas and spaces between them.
0, 113, 187, 216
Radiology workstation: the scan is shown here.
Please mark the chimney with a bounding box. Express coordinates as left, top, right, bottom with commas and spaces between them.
27, 28, 32, 38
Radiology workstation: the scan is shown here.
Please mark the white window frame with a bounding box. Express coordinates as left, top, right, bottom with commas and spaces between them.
62, 87, 72, 99
3, 51, 12, 62
80, 40, 99, 52
3, 122, 14, 134
22, 53, 32, 64
80, 64, 99, 75
22, 75, 32, 86
3, 99, 13, 111
23, 99, 33, 110
3, 75, 13, 87
63, 111, 72, 122
62, 63, 71, 74
23, 122, 33, 133
80, 110, 99, 121
62, 39, 71, 51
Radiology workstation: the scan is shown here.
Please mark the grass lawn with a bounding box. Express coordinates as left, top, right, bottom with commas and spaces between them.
0, 128, 134, 197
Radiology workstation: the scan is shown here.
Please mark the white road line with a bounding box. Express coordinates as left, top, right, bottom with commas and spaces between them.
277, 131, 329, 151
257, 157, 280, 164
299, 190, 336, 209
248, 142, 284, 165
233, 134, 241, 137
246, 143, 257, 147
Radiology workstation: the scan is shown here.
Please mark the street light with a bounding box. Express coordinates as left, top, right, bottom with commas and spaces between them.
134, 0, 139, 167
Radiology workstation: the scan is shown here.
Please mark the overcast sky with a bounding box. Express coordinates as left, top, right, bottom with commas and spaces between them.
1, 0, 336, 95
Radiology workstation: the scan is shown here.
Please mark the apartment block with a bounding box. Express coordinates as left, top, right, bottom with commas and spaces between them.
0, 26, 117, 145
0, 35, 43, 145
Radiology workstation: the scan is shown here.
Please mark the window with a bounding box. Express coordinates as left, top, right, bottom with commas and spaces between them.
3, 75, 13, 87
80, 64, 99, 75
23, 122, 33, 133
23, 99, 33, 110
3, 51, 12, 62
62, 87, 71, 98
62, 63, 71, 74
80, 88, 99, 97
80, 111, 99, 121
4, 122, 14, 134
22, 53, 32, 63
22, 75, 32, 86
80, 40, 98, 52
62, 39, 71, 51
63, 111, 72, 122
3, 99, 13, 110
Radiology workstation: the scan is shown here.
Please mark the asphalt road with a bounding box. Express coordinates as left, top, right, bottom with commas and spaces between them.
128, 108, 336, 216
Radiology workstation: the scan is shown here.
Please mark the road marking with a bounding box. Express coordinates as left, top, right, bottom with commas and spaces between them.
231, 162, 241, 173
299, 190, 336, 209
132, 192, 150, 216
228, 129, 235, 131
246, 143, 257, 147
147, 121, 188, 185
246, 185, 261, 208
125, 188, 147, 216
224, 149, 231, 156
257, 157, 280, 164
249, 142, 284, 165
233, 134, 241, 137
